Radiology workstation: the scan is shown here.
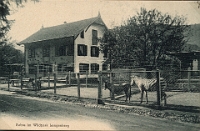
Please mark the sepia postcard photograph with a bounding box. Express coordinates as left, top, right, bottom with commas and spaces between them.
0, 0, 200, 130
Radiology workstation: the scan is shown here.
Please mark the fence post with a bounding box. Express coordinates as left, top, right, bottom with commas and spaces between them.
110, 72, 115, 100
8, 66, 10, 91
69, 71, 71, 87
199, 70, 200, 89
20, 65, 23, 90
128, 71, 131, 84
54, 73, 56, 94
97, 72, 103, 104
129, 71, 131, 96
86, 71, 88, 88
48, 72, 50, 88
188, 71, 191, 91
156, 69, 161, 106
35, 66, 37, 91
65, 73, 68, 86
77, 73, 80, 99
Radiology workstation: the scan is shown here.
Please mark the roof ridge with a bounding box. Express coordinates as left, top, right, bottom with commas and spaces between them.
41, 16, 99, 30
19, 14, 105, 45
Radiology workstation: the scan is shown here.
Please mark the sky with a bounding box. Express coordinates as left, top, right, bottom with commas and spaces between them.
7, 0, 200, 50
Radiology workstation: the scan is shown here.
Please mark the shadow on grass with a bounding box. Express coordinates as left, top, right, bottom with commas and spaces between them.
105, 96, 200, 113
155, 104, 200, 113
3, 86, 200, 114
103, 90, 200, 113
103, 98, 200, 113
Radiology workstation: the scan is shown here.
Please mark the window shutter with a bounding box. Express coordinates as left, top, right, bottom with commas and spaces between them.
96, 47, 99, 57
84, 45, 87, 56
78, 45, 81, 56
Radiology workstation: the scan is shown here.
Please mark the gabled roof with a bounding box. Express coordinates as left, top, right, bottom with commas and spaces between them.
19, 14, 106, 45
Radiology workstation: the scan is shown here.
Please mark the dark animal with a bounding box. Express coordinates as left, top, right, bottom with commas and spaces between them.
27, 78, 34, 89
36, 77, 42, 90
28, 78, 41, 91
105, 82, 131, 102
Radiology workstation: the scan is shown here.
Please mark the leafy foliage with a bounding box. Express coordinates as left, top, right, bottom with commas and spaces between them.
100, 8, 190, 70
0, 0, 39, 76
0, 0, 11, 46
0, 0, 40, 45
0, 44, 24, 76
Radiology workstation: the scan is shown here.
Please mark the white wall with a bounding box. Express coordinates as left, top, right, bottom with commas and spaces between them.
74, 24, 106, 75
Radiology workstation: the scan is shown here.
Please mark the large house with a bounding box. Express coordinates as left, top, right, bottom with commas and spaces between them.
19, 13, 107, 78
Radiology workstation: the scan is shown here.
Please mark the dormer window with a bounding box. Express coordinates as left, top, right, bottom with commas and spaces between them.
80, 30, 84, 38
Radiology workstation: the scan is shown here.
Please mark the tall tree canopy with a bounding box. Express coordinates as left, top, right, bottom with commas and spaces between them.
0, 0, 11, 46
0, 43, 24, 76
0, 0, 39, 76
101, 8, 190, 70
0, 0, 40, 46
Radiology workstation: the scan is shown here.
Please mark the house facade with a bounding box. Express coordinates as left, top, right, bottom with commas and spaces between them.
167, 51, 200, 71
19, 14, 107, 78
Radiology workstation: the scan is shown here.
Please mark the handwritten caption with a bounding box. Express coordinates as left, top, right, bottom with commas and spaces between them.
16, 123, 69, 128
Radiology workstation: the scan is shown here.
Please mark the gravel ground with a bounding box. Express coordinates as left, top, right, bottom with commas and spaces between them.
0, 84, 200, 124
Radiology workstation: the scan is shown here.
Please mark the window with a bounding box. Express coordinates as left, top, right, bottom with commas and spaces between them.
80, 30, 84, 38
92, 29, 98, 45
55, 45, 66, 56
39, 65, 44, 73
29, 64, 35, 74
78, 44, 87, 56
57, 64, 62, 72
79, 63, 89, 74
91, 63, 99, 74
66, 44, 74, 56
55, 45, 74, 56
91, 46, 99, 57
38, 65, 52, 73
60, 45, 66, 56
103, 64, 108, 70
43, 46, 50, 57
48, 65, 52, 72
28, 48, 35, 58
103, 46, 108, 58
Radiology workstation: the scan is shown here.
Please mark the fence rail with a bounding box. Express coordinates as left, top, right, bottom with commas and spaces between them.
3, 69, 200, 108
161, 70, 200, 92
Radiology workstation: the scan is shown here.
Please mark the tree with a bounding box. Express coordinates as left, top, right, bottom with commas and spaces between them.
0, 0, 11, 46
0, 0, 40, 47
0, 43, 24, 76
1, 0, 40, 46
100, 29, 117, 70
0, 0, 39, 76
101, 8, 190, 70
